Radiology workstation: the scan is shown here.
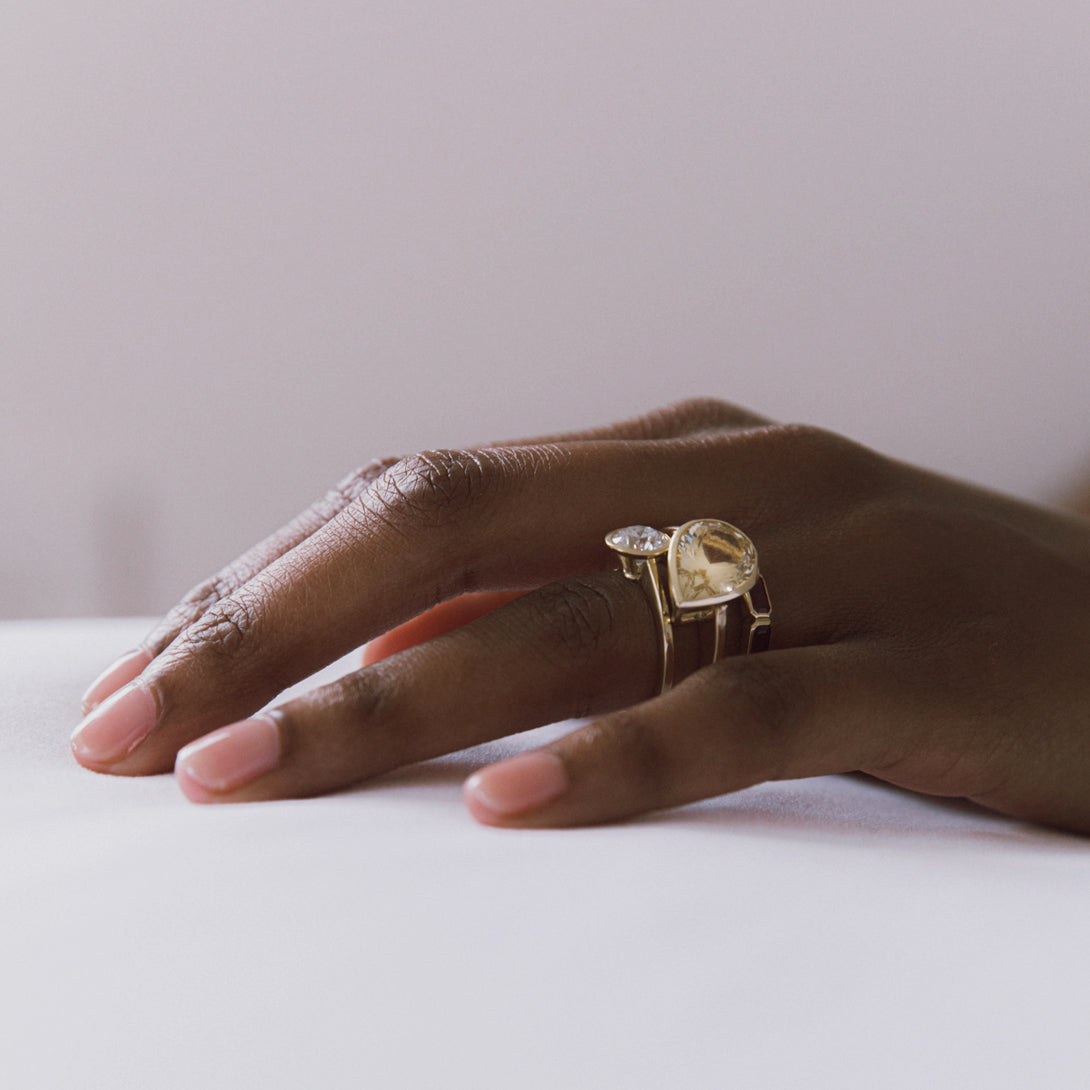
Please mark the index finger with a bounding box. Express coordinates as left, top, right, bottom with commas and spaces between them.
81, 398, 768, 713
72, 421, 848, 778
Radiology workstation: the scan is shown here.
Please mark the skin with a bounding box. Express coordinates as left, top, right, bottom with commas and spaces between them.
72, 398, 1090, 832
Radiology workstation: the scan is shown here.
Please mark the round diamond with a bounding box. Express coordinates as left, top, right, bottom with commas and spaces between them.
606, 525, 670, 556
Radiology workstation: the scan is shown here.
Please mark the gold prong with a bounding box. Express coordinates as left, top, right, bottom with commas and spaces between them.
640, 556, 674, 694
712, 604, 728, 661
743, 576, 772, 654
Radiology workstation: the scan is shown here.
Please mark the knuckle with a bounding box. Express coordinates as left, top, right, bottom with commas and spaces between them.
530, 577, 620, 664
323, 670, 396, 745
589, 710, 675, 805
696, 657, 805, 783
303, 458, 405, 527
179, 573, 231, 616
182, 592, 261, 666
308, 666, 412, 768
667, 396, 738, 428
363, 448, 497, 528
644, 397, 744, 436
148, 573, 233, 652
326, 667, 393, 723
775, 423, 873, 473
747, 422, 893, 501
329, 458, 402, 508
773, 421, 852, 457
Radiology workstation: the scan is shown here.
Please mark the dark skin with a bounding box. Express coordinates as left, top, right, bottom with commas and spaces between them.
1070, 480, 1090, 519
72, 399, 1090, 832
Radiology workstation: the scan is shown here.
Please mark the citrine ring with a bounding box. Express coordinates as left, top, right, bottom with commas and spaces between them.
605, 520, 771, 695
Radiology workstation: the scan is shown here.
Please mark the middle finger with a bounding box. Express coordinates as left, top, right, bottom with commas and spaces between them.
72, 426, 856, 775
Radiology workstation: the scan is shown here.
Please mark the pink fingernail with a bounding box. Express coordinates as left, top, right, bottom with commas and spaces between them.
71, 681, 159, 766
464, 751, 569, 819
175, 716, 281, 799
81, 648, 153, 714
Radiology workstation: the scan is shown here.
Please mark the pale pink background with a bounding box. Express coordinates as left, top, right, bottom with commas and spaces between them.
3, 1, 1089, 617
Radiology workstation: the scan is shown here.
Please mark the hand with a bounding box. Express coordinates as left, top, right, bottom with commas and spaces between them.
71, 399, 1090, 833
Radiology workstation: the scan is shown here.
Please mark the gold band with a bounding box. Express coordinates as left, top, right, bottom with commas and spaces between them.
606, 520, 771, 694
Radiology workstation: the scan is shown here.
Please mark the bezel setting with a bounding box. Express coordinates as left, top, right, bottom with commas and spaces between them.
604, 525, 671, 557
666, 519, 760, 614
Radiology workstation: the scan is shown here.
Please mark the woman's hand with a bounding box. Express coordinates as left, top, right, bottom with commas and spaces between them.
71, 399, 1090, 832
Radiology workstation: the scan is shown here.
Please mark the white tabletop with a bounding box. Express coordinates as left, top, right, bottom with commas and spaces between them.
2, 619, 1088, 1089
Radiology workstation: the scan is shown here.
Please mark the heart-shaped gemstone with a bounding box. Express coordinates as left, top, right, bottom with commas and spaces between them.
667, 519, 758, 611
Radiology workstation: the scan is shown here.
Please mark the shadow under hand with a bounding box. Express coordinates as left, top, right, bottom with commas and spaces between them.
335, 731, 1089, 852
639, 774, 1089, 852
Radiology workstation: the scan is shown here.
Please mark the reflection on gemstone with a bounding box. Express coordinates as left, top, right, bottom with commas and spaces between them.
606, 525, 670, 555
668, 519, 757, 608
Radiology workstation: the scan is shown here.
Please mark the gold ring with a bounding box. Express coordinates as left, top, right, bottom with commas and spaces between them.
605, 520, 771, 694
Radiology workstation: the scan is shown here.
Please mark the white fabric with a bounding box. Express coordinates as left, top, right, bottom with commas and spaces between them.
2, 619, 1088, 1089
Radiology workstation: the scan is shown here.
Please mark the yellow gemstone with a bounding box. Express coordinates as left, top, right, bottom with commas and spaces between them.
667, 519, 758, 609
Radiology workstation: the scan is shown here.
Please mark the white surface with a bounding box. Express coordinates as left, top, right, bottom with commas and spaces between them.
3, 618, 1089, 1089
3, 2, 1090, 616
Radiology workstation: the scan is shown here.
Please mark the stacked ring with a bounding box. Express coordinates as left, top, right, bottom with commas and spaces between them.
605, 519, 771, 694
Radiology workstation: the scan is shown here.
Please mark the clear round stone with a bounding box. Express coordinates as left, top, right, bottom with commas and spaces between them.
669, 520, 757, 607
606, 525, 670, 555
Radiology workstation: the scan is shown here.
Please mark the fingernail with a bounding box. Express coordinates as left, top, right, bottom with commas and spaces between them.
80, 649, 153, 714
175, 716, 281, 797
71, 681, 159, 765
464, 751, 569, 818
